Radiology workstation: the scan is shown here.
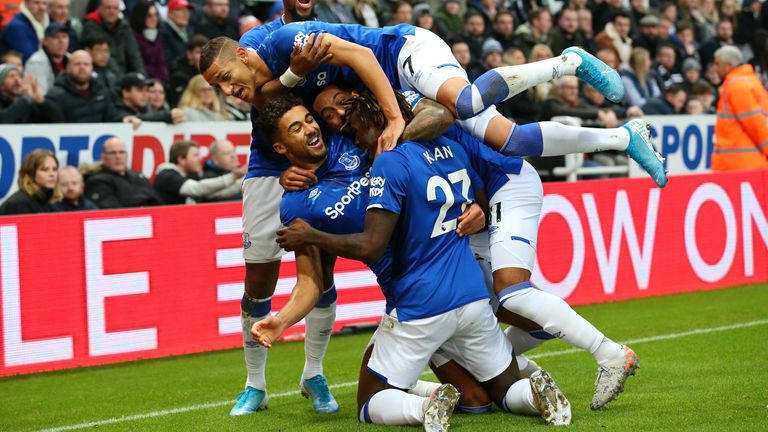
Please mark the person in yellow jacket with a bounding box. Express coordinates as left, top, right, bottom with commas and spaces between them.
712, 45, 768, 171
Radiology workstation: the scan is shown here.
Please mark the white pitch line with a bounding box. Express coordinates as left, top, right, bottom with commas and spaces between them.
35, 319, 768, 432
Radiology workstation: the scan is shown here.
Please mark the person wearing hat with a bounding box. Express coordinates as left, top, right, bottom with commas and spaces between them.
115, 71, 185, 123
480, 37, 503, 71
24, 22, 70, 95
0, 62, 61, 123
633, 14, 660, 59
680, 57, 704, 93
82, 0, 146, 75
160, 0, 196, 66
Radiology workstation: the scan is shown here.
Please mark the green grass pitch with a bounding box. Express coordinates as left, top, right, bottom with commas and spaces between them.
2, 283, 767, 432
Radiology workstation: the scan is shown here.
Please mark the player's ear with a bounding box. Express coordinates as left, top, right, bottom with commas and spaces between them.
236, 46, 248, 64
272, 141, 287, 155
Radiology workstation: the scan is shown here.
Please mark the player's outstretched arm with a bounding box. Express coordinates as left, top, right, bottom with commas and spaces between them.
403, 98, 456, 142
322, 34, 404, 153
259, 33, 333, 98
251, 245, 324, 347
277, 209, 397, 262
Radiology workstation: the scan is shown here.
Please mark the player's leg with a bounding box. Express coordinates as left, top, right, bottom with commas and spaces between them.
440, 299, 571, 425
488, 162, 639, 409
359, 314, 460, 430
398, 30, 666, 187
429, 350, 492, 413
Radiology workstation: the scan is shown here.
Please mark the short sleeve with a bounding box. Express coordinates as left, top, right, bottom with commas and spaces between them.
367, 151, 409, 215
280, 193, 304, 226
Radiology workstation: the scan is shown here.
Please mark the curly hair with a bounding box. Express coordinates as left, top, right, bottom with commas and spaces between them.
255, 93, 307, 142
346, 90, 414, 136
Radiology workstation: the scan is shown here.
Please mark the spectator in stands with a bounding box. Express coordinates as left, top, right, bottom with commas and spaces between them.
695, 0, 720, 41
115, 72, 185, 123
642, 83, 687, 114
699, 20, 733, 70
130, 0, 168, 82
160, 0, 195, 67
490, 9, 515, 50
577, 8, 595, 40
685, 97, 704, 114
45, 50, 130, 123
627, 0, 647, 38
196, 0, 238, 40
691, 80, 716, 113
81, 33, 120, 97
84, 136, 164, 208
0, 149, 61, 215
153, 140, 245, 205
2, 0, 49, 61
314, 0, 356, 24
178, 74, 229, 121
672, 20, 700, 68
583, 82, 643, 120
1, 51, 24, 71
528, 44, 555, 105
462, 10, 487, 61
680, 57, 704, 93
539, 76, 616, 127
735, 0, 762, 46
450, 38, 482, 81
436, 0, 463, 37
597, 47, 620, 71
0, 63, 60, 122
595, 10, 633, 66
480, 38, 503, 72
718, 0, 738, 30
169, 34, 205, 106
24, 23, 69, 95
658, 2, 679, 32
147, 78, 169, 112
678, 0, 705, 41
389, 1, 412, 25
413, 3, 445, 39
202, 138, 242, 201
349, 0, 379, 28
510, 0, 542, 28
549, 7, 591, 55
653, 42, 683, 90
633, 14, 660, 59
53, 166, 98, 211
502, 46, 526, 66
48, 0, 80, 52
515, 8, 552, 58
621, 47, 661, 107
593, 0, 623, 35
712, 45, 768, 171
82, 0, 145, 75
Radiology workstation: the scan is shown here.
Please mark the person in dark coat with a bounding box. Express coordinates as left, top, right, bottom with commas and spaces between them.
45, 50, 127, 123
0, 149, 61, 215
195, 0, 238, 41
84, 137, 164, 208
114, 72, 185, 123
81, 0, 145, 74
642, 84, 687, 115
0, 63, 61, 123
53, 166, 99, 212
168, 34, 206, 106
129, 0, 168, 82
81, 33, 121, 97
160, 0, 195, 67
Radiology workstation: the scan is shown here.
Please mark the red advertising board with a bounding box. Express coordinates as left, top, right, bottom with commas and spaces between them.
1, 170, 766, 376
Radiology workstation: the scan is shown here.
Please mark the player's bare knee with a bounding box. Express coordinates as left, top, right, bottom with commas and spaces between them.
244, 261, 281, 299
492, 267, 531, 294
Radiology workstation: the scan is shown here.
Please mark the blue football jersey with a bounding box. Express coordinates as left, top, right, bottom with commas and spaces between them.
256, 22, 416, 96
280, 134, 393, 293
367, 138, 490, 321
240, 18, 291, 178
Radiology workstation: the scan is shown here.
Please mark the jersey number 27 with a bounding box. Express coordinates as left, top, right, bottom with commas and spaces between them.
426, 169, 471, 238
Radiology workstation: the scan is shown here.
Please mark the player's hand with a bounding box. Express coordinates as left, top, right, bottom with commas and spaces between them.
376, 117, 405, 157
457, 202, 486, 237
290, 33, 333, 77
276, 218, 313, 251
279, 166, 318, 191
251, 315, 288, 348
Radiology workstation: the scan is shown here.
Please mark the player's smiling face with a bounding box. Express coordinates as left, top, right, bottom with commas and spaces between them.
284, 0, 316, 21
274, 105, 327, 166
312, 85, 355, 132
203, 48, 259, 104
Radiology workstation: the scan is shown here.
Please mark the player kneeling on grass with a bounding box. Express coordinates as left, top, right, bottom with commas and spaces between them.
252, 93, 573, 429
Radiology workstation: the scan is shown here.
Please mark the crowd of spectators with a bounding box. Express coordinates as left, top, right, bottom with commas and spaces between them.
1, 0, 768, 212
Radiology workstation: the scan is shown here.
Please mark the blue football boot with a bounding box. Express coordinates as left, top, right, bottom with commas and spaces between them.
300, 374, 339, 413
229, 386, 268, 416
563, 46, 625, 103
623, 119, 668, 188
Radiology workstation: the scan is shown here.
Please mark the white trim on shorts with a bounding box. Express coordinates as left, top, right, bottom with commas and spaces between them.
242, 176, 286, 263
397, 28, 468, 100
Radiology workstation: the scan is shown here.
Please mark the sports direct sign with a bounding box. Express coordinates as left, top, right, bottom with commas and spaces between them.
1, 170, 767, 376
629, 115, 715, 178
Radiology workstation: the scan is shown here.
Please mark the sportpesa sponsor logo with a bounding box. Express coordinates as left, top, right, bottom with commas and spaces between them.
324, 172, 371, 219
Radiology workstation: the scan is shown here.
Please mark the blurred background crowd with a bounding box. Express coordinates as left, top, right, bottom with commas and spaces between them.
1, 0, 767, 214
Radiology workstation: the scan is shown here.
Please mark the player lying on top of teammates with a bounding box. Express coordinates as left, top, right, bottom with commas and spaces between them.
199, 21, 668, 187
251, 92, 574, 429
279, 84, 640, 410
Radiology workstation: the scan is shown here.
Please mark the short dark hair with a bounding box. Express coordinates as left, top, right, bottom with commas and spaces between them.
81, 33, 110, 49
188, 34, 209, 51
664, 83, 685, 95
169, 140, 199, 165
612, 9, 631, 22
530, 8, 551, 22
199, 37, 238, 75
494, 10, 514, 24
657, 41, 676, 53
255, 93, 306, 142
691, 80, 714, 96
463, 10, 483, 23
676, 20, 693, 33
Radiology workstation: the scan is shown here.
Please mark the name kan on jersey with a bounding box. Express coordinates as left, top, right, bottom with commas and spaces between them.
423, 145, 455, 164
324, 171, 371, 219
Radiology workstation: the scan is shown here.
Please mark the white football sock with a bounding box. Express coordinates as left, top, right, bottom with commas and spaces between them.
408, 380, 442, 397
500, 287, 605, 357
242, 312, 268, 390
593, 338, 626, 366
495, 54, 580, 100
504, 326, 545, 354
539, 121, 630, 156
503, 379, 539, 415
361, 389, 425, 425
302, 302, 336, 379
